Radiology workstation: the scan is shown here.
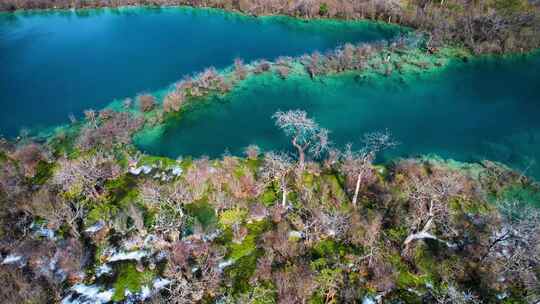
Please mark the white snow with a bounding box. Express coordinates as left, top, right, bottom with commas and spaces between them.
107, 250, 147, 262
85, 221, 105, 234
62, 284, 114, 304
218, 259, 234, 270
153, 277, 171, 290
95, 264, 112, 277
288, 230, 304, 239
129, 165, 152, 176
140, 286, 151, 300
36, 226, 56, 240
2, 254, 24, 266
362, 296, 376, 304
171, 166, 183, 176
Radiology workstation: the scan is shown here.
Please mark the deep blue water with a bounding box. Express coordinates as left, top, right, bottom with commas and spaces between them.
0, 7, 404, 137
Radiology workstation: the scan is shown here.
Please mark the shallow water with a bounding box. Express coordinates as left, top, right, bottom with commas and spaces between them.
135, 54, 540, 179
0, 7, 404, 137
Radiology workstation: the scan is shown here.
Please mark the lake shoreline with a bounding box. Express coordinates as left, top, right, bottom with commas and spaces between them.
2, 0, 539, 55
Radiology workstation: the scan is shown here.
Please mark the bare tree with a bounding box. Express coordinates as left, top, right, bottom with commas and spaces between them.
53, 151, 121, 199
244, 144, 260, 160
83, 109, 97, 128
402, 170, 463, 251
342, 130, 398, 207
483, 199, 540, 302
163, 90, 185, 113
138, 94, 156, 112
234, 58, 248, 80
273, 110, 330, 170
259, 152, 294, 207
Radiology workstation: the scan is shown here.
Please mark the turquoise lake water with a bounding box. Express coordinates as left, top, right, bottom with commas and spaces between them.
0, 7, 404, 137
135, 54, 540, 179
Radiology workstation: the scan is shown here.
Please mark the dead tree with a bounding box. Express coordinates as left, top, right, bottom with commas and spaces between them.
342, 130, 398, 207
259, 152, 293, 207
273, 110, 329, 170
402, 170, 463, 251
483, 199, 540, 301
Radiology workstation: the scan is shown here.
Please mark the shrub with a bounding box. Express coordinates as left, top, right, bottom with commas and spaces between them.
234, 58, 248, 80
138, 94, 156, 112
319, 3, 328, 16
163, 90, 185, 113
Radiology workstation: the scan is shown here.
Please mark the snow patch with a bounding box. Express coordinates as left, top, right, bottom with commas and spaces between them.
2, 254, 25, 266
107, 250, 147, 262
95, 264, 112, 277
85, 221, 105, 234
218, 259, 234, 270
362, 296, 376, 304
129, 165, 152, 176
62, 284, 114, 304
171, 166, 183, 176
153, 277, 171, 290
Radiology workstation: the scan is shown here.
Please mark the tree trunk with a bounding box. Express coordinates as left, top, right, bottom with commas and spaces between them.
292, 136, 306, 170
282, 187, 287, 207
281, 176, 287, 207
352, 172, 363, 207
297, 148, 305, 170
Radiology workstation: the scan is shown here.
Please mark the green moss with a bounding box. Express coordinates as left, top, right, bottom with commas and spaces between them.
48, 126, 81, 158
450, 197, 490, 215
389, 253, 428, 289
112, 263, 155, 302
0, 151, 7, 163
245, 158, 261, 173
105, 174, 139, 208
219, 208, 247, 227
491, 0, 529, 14
413, 244, 440, 283
225, 250, 262, 294
319, 3, 328, 16
185, 199, 217, 228
139, 154, 178, 167
312, 267, 343, 303
248, 283, 277, 304
30, 160, 54, 185
260, 188, 277, 206
228, 220, 270, 261
229, 233, 257, 260
86, 202, 118, 226
320, 174, 349, 207
310, 239, 357, 260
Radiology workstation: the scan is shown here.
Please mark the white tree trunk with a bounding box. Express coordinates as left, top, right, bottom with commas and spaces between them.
281, 187, 287, 207
403, 217, 456, 248
352, 172, 363, 207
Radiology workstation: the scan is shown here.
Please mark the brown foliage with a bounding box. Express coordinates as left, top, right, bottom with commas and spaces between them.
53, 151, 122, 199
12, 143, 48, 177
273, 264, 316, 304
138, 94, 156, 112
76, 110, 144, 150
0, 266, 50, 303
163, 90, 185, 113
234, 58, 248, 80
